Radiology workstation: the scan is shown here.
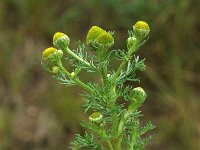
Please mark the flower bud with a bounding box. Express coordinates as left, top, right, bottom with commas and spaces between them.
53, 32, 70, 49
131, 87, 147, 104
127, 36, 137, 49
55, 50, 63, 59
52, 66, 59, 74
107, 74, 111, 78
42, 47, 57, 61
89, 112, 103, 123
133, 21, 150, 39
86, 26, 114, 50
95, 31, 114, 49
86, 26, 104, 46
42, 47, 63, 62
70, 72, 75, 78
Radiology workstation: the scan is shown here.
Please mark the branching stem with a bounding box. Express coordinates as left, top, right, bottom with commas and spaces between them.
57, 60, 94, 93
106, 140, 114, 150
114, 104, 138, 150
64, 47, 92, 67
112, 44, 137, 82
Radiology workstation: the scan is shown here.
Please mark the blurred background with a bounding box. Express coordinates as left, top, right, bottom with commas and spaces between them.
0, 0, 200, 149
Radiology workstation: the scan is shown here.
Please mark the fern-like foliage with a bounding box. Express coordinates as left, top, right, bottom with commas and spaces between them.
41, 21, 155, 150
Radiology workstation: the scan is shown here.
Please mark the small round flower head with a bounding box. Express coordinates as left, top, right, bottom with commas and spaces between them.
86, 26, 114, 50
131, 87, 147, 104
42, 47, 57, 60
52, 66, 59, 74
134, 21, 150, 30
89, 112, 103, 123
133, 21, 150, 39
53, 32, 66, 43
53, 32, 70, 49
95, 31, 114, 49
42, 47, 63, 62
86, 26, 104, 45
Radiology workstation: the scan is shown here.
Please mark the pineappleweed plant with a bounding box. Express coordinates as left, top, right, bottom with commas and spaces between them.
41, 21, 155, 150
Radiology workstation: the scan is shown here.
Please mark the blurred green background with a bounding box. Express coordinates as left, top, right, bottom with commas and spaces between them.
0, 0, 200, 149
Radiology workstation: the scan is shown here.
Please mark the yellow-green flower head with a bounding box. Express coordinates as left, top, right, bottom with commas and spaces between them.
95, 31, 114, 49
42, 47, 57, 60
42, 47, 63, 61
133, 21, 150, 39
86, 26, 104, 45
53, 32, 66, 43
53, 32, 70, 49
86, 26, 114, 50
134, 21, 150, 30
89, 112, 103, 123
131, 87, 147, 104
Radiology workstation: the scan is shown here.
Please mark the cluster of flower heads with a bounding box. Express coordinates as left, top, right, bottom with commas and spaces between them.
41, 21, 150, 123
42, 21, 149, 62
41, 32, 70, 63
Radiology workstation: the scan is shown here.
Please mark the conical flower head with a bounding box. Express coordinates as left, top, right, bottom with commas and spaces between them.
86, 26, 104, 45
42, 47, 57, 60
133, 21, 150, 39
42, 47, 63, 62
53, 32, 70, 49
53, 32, 65, 42
134, 21, 150, 30
86, 26, 114, 50
95, 31, 114, 49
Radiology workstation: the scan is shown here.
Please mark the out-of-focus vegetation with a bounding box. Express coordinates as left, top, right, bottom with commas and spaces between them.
0, 0, 199, 149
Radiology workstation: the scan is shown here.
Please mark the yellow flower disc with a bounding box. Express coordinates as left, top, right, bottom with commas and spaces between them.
53, 32, 66, 43
86, 26, 104, 45
96, 31, 114, 45
133, 21, 150, 31
42, 47, 57, 60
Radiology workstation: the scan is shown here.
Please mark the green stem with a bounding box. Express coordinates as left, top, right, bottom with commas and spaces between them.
97, 48, 108, 84
114, 104, 137, 150
97, 122, 113, 150
110, 45, 137, 149
64, 47, 94, 69
128, 133, 136, 150
106, 140, 114, 150
112, 45, 136, 82
57, 60, 94, 93
101, 62, 108, 85
110, 43, 137, 104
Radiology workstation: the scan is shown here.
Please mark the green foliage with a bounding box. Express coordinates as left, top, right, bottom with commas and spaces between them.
1, 0, 199, 149
42, 21, 154, 150
71, 132, 102, 150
